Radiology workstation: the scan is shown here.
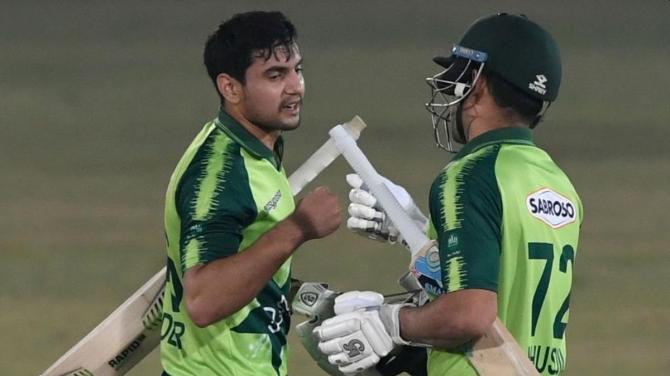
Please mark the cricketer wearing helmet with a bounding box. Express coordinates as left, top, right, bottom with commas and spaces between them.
161, 11, 341, 376
314, 13, 583, 375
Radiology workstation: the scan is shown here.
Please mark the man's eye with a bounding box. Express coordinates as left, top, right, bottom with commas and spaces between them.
296, 66, 304, 73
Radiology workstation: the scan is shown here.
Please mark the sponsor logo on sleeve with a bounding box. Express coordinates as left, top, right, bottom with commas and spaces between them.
263, 190, 282, 212
526, 188, 577, 228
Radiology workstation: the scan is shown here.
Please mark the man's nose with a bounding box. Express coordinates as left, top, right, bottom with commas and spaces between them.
285, 71, 304, 95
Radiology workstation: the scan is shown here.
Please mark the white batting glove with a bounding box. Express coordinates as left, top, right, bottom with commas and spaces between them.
313, 291, 409, 374
333, 290, 384, 314
346, 174, 428, 245
333, 291, 409, 347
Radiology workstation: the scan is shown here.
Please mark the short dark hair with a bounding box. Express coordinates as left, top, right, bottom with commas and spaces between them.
484, 70, 543, 126
204, 11, 297, 103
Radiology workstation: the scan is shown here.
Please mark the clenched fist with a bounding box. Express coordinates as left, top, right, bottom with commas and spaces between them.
291, 186, 341, 241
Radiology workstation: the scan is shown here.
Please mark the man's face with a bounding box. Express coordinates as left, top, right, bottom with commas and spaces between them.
239, 44, 304, 132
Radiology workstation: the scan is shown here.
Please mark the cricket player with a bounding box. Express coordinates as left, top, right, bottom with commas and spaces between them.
160, 11, 341, 376
314, 13, 583, 375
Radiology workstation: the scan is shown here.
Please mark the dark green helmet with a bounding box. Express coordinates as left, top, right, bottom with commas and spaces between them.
425, 13, 561, 152
434, 13, 562, 101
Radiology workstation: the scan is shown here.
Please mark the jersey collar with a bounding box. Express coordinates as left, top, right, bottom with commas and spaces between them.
214, 110, 284, 169
454, 127, 535, 160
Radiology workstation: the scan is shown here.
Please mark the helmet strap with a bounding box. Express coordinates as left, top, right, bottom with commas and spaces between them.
454, 101, 468, 144
530, 101, 552, 129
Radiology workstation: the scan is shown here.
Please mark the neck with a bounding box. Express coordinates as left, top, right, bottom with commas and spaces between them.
466, 106, 528, 142
224, 105, 279, 150
468, 120, 527, 141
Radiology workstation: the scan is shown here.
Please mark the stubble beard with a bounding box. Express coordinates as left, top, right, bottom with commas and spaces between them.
246, 102, 302, 133
250, 114, 301, 133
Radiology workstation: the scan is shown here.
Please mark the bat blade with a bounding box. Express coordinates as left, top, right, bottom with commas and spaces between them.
467, 318, 538, 376
41, 268, 166, 376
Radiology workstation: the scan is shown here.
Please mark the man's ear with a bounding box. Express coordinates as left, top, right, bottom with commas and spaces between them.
470, 72, 488, 104
216, 73, 242, 104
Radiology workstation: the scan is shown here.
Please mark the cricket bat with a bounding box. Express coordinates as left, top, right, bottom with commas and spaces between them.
41, 116, 367, 376
329, 120, 539, 376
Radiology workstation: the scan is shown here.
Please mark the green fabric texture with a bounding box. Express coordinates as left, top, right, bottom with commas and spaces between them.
215, 110, 284, 169
161, 111, 295, 376
430, 144, 502, 293
427, 127, 582, 375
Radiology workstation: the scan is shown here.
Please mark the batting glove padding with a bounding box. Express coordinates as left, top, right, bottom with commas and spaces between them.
314, 310, 394, 374
314, 291, 411, 374
346, 174, 428, 244
333, 291, 410, 347
334, 290, 385, 314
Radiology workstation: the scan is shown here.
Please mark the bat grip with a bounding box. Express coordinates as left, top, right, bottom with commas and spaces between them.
288, 117, 366, 196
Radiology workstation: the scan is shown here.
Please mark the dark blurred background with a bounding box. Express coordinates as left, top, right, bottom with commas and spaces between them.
1, 1, 668, 374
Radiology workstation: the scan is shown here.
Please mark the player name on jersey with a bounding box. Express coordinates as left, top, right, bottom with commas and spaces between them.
527, 345, 565, 375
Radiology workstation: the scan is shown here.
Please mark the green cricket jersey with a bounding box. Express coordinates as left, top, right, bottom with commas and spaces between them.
160, 110, 295, 376
425, 128, 582, 375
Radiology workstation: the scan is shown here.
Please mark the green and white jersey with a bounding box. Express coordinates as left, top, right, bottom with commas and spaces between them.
160, 111, 295, 376
425, 128, 582, 376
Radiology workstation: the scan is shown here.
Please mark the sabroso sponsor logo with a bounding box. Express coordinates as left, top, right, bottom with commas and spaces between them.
526, 188, 576, 228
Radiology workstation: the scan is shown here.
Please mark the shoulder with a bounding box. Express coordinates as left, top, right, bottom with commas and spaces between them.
179, 129, 244, 191
495, 142, 578, 196
177, 128, 256, 220
431, 144, 503, 199
429, 144, 504, 233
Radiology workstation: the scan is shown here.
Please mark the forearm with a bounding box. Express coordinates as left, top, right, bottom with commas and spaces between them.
398, 289, 497, 349
184, 217, 305, 327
